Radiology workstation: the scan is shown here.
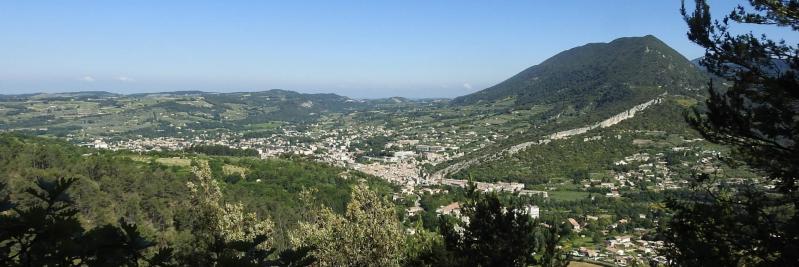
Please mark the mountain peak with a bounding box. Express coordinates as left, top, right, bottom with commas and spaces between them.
609, 35, 670, 49
452, 35, 706, 110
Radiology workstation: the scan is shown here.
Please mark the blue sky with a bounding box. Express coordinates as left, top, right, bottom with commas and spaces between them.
0, 1, 792, 98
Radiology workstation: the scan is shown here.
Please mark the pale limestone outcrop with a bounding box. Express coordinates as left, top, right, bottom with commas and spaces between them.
432, 94, 666, 180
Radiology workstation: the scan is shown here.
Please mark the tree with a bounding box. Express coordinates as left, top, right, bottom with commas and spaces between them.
401, 222, 450, 267
291, 183, 406, 266
0, 179, 159, 267
439, 187, 567, 267
663, 1, 799, 265
176, 161, 313, 266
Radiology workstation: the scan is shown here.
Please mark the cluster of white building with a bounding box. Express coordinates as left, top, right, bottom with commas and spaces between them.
438, 179, 548, 198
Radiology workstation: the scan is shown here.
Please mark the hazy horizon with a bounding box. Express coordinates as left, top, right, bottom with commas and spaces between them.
1, 1, 792, 98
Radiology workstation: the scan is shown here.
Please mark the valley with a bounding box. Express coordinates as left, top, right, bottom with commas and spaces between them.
0, 35, 764, 266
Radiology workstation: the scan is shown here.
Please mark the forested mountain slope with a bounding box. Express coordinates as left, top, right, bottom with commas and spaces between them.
448, 95, 714, 183
438, 36, 714, 182
452, 35, 706, 116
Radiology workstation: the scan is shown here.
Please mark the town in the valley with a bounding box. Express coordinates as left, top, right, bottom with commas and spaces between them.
0, 90, 744, 266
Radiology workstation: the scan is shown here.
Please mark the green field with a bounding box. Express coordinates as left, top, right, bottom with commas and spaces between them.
549, 190, 591, 201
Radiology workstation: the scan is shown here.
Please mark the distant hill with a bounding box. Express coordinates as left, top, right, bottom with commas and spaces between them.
452, 35, 707, 114
207, 89, 364, 122
0, 89, 369, 137
22, 91, 122, 100
692, 56, 791, 77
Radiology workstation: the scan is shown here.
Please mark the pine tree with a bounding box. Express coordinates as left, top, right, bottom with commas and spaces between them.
663, 1, 799, 265
0, 179, 159, 266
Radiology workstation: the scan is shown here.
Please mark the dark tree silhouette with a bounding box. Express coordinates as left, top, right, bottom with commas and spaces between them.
439, 186, 567, 267
0, 178, 314, 267
0, 178, 159, 267
663, 1, 799, 265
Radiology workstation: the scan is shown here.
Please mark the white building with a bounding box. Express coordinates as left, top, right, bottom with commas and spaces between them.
524, 205, 540, 219
93, 139, 109, 149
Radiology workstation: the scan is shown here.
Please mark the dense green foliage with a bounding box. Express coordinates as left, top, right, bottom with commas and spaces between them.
452, 35, 707, 115
186, 144, 259, 157
0, 134, 190, 233
661, 1, 799, 265
453, 97, 707, 184
439, 35, 714, 189
0, 134, 395, 253
0, 134, 573, 266
291, 184, 406, 266
0, 178, 160, 267
224, 156, 396, 248
438, 188, 568, 267
0, 174, 313, 266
